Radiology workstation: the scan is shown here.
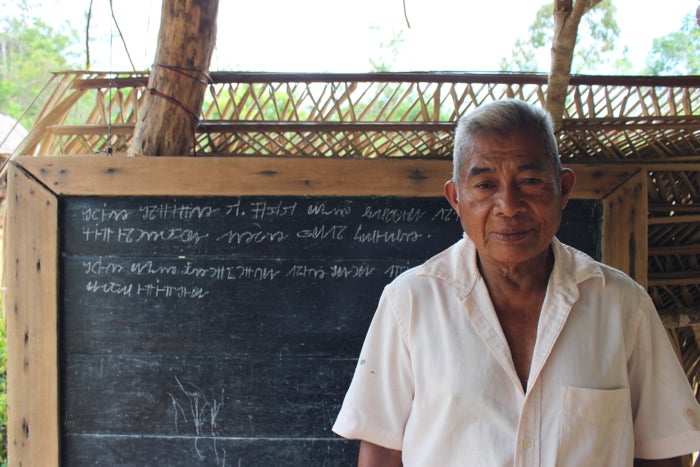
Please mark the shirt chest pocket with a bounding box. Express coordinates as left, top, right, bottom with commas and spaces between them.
557, 386, 631, 466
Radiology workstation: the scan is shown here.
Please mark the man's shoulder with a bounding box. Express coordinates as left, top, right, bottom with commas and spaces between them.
554, 239, 646, 296
389, 237, 474, 293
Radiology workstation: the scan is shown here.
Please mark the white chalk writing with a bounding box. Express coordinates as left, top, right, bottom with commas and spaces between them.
82, 259, 125, 275
216, 229, 288, 245
231, 265, 280, 281
431, 207, 459, 222
85, 279, 209, 299
139, 203, 220, 221
136, 282, 209, 299
385, 264, 410, 279
224, 199, 243, 217
81, 207, 129, 222
307, 201, 352, 217
361, 206, 426, 224
352, 224, 422, 244
86, 280, 133, 296
286, 263, 376, 280
287, 264, 326, 279
330, 264, 375, 279
296, 224, 347, 241
249, 200, 297, 220
169, 376, 226, 465
82, 226, 208, 244
130, 261, 179, 276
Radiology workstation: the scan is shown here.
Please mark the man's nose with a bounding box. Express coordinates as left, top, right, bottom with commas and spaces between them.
494, 184, 524, 216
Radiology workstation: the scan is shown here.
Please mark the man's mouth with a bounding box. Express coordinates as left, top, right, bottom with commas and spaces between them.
492, 229, 532, 241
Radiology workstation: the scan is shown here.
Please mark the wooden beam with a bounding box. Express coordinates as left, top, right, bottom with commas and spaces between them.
562, 116, 700, 131
649, 273, 700, 287
563, 162, 639, 199
64, 70, 700, 89
5, 163, 59, 467
648, 214, 700, 225
649, 245, 700, 256
198, 121, 456, 132
19, 155, 451, 196
17, 155, 638, 200
47, 124, 134, 136
48, 122, 457, 135
650, 204, 700, 214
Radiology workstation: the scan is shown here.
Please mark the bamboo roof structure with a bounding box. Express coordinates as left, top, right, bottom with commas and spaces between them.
10, 70, 700, 393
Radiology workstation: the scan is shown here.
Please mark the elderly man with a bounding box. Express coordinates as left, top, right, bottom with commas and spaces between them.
333, 99, 700, 466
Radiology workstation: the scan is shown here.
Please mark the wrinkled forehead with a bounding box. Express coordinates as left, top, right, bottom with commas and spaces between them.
465, 130, 552, 162
459, 129, 560, 181
465, 159, 550, 180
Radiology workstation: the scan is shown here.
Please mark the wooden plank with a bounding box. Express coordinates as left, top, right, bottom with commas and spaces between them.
649, 245, 700, 255
564, 162, 639, 199
67, 70, 700, 88
49, 122, 457, 134
4, 163, 59, 467
648, 214, 700, 225
62, 435, 357, 466
601, 170, 648, 286
62, 355, 355, 437
17, 155, 636, 200
19, 155, 449, 197
648, 273, 700, 287
47, 124, 134, 135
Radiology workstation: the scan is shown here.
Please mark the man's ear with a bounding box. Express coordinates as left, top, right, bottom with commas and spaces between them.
444, 180, 460, 212
559, 168, 576, 210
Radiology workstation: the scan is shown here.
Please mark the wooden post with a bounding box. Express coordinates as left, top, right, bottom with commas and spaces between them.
601, 170, 648, 287
128, 0, 219, 157
5, 165, 59, 467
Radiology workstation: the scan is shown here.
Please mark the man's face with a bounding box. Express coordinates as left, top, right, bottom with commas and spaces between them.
444, 128, 575, 271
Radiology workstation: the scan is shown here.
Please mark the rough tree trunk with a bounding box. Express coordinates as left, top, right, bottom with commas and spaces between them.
546, 0, 601, 132
129, 0, 218, 157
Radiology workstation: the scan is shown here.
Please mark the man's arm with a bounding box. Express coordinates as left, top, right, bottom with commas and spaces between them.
634, 458, 682, 467
358, 440, 402, 467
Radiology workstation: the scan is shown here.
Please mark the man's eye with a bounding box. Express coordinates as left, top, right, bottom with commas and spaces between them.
521, 178, 541, 185
474, 182, 495, 190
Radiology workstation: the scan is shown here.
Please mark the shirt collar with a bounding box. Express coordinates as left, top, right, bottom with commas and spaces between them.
419, 235, 605, 300
549, 237, 605, 292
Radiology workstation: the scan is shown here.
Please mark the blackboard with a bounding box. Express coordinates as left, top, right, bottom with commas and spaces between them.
59, 195, 601, 466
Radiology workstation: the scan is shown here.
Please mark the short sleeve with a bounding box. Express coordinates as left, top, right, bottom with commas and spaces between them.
628, 292, 700, 459
332, 284, 414, 451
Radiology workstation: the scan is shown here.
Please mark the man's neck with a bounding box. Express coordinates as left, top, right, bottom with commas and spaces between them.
477, 248, 554, 297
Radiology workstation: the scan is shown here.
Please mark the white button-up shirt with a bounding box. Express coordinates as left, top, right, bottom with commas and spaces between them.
333, 237, 700, 466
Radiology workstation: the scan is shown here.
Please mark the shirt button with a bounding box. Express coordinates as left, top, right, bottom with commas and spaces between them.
522, 439, 532, 449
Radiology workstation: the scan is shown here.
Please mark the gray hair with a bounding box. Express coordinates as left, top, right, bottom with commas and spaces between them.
452, 99, 561, 183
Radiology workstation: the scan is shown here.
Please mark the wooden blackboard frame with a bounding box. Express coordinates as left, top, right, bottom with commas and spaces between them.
5, 155, 646, 466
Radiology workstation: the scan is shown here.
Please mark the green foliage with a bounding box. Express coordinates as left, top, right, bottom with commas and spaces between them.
499, 0, 632, 74
369, 25, 405, 72
644, 13, 700, 75
0, 0, 80, 128
498, 4, 551, 72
